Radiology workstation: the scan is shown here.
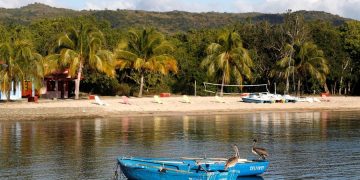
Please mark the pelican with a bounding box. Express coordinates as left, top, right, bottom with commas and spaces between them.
224, 144, 240, 170
252, 139, 269, 160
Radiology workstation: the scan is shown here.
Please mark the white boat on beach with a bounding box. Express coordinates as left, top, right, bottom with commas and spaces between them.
241, 92, 321, 104
283, 94, 298, 103
242, 93, 276, 103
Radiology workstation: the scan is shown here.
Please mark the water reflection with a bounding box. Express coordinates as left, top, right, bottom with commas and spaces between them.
0, 111, 360, 179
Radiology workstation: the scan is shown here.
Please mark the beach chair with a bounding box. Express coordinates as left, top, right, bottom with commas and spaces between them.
182, 95, 191, 103
153, 95, 163, 104
215, 95, 226, 103
122, 96, 131, 105
94, 95, 108, 106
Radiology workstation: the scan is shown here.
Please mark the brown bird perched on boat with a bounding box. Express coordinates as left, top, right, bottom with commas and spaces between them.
225, 144, 240, 170
252, 139, 269, 160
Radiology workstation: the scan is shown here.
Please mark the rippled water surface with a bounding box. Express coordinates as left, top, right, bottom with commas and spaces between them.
1, 111, 360, 179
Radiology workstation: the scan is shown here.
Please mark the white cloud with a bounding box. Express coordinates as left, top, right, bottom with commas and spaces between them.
83, 0, 224, 12
135, 0, 184, 11
84, 1, 134, 10
233, 1, 255, 12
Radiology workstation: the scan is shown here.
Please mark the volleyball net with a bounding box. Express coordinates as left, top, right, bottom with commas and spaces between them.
203, 82, 269, 95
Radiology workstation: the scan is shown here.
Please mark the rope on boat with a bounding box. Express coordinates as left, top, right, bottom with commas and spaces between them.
112, 163, 120, 180
194, 160, 208, 173
198, 164, 208, 173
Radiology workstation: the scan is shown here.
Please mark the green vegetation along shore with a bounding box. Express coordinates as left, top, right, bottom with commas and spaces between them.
0, 3, 360, 100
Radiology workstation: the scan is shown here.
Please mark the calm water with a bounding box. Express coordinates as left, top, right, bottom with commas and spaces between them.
1, 111, 360, 179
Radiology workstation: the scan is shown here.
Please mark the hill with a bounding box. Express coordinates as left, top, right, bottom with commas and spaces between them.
0, 3, 351, 32
0, 3, 82, 24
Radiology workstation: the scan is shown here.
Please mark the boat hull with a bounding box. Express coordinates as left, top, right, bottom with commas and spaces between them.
117, 157, 269, 180
242, 97, 274, 103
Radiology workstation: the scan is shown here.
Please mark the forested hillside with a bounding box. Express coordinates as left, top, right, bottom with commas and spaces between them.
0, 3, 359, 98
0, 3, 348, 31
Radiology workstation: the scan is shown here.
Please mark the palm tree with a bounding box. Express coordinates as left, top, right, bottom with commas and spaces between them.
277, 42, 329, 95
0, 39, 40, 101
296, 42, 329, 94
201, 30, 253, 96
274, 43, 294, 94
31, 53, 59, 93
114, 28, 178, 97
56, 24, 115, 99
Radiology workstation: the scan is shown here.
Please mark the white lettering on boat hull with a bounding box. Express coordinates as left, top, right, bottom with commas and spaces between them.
250, 166, 265, 171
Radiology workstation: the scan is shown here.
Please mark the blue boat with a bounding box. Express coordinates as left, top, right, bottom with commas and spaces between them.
116, 157, 269, 180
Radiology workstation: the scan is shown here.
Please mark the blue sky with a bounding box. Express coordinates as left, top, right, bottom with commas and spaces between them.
0, 0, 359, 20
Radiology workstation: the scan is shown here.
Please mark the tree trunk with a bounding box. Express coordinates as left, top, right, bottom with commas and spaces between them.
138, 74, 144, 97
6, 80, 11, 101
6, 92, 10, 101
285, 76, 289, 94
339, 76, 343, 95
339, 59, 350, 96
6, 89, 10, 101
344, 84, 347, 95
292, 68, 296, 94
55, 79, 58, 98
290, 49, 296, 94
324, 83, 329, 93
74, 64, 83, 100
286, 53, 291, 95
220, 71, 225, 97
330, 85, 333, 94
297, 79, 301, 96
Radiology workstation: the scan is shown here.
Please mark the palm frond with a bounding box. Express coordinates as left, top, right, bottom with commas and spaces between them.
121, 27, 178, 76
133, 58, 145, 71
297, 42, 329, 83
89, 53, 103, 72
91, 50, 115, 77
58, 34, 75, 49
68, 57, 80, 77
147, 55, 178, 74
206, 43, 222, 55
277, 57, 292, 67
216, 53, 227, 69
116, 40, 128, 50
59, 48, 79, 67
114, 49, 138, 61
202, 30, 253, 85
153, 41, 174, 54
232, 67, 244, 85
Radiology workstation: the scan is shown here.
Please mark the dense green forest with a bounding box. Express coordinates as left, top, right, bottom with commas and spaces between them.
0, 3, 360, 99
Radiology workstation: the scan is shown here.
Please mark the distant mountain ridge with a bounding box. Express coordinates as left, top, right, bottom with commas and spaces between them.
0, 3, 352, 32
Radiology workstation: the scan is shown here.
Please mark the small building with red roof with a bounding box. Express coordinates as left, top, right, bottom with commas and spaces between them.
42, 69, 76, 99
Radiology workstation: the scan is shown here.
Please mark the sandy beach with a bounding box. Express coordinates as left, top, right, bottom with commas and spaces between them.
1, 96, 360, 120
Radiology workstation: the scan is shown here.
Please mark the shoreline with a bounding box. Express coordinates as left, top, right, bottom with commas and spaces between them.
1, 96, 360, 120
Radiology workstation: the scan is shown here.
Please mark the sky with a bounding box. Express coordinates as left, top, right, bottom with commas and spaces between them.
0, 0, 359, 20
